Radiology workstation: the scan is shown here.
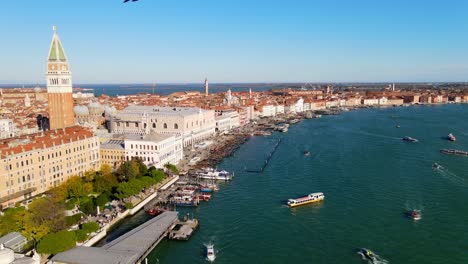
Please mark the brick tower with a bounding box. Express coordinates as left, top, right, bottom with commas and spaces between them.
47, 26, 75, 130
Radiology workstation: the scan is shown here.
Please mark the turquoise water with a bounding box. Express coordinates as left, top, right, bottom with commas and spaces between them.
111, 104, 468, 263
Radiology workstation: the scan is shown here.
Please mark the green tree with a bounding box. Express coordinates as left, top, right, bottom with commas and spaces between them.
49, 183, 69, 203
164, 163, 179, 174
67, 176, 87, 199
79, 199, 95, 216
37, 230, 76, 254
95, 193, 110, 207
25, 197, 66, 234
0, 207, 26, 236
117, 161, 138, 182
99, 164, 113, 177
149, 169, 166, 183
84, 170, 97, 183
94, 173, 118, 193
22, 214, 50, 241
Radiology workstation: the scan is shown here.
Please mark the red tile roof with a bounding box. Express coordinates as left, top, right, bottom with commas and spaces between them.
0, 126, 95, 158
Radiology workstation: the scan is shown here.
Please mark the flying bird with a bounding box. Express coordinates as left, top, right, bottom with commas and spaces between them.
123, 0, 138, 3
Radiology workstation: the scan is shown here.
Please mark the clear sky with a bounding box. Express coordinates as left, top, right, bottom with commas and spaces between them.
1, 0, 467, 84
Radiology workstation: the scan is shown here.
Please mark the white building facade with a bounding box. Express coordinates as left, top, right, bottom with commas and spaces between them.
109, 106, 216, 147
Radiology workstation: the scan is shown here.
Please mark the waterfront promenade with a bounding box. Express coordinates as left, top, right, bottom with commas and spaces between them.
82, 175, 179, 247
51, 211, 178, 264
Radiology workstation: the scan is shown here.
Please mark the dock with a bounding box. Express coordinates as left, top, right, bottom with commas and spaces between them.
50, 211, 179, 264
169, 218, 199, 241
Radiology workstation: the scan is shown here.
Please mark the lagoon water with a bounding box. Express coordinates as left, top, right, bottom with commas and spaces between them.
106, 104, 468, 264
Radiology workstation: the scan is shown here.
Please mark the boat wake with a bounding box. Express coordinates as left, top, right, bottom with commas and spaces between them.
404, 202, 424, 212
433, 163, 466, 187
357, 252, 389, 264
341, 128, 401, 141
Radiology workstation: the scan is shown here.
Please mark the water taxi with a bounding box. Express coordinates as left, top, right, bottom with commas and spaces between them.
287, 192, 324, 208
206, 244, 215, 262
195, 168, 233, 181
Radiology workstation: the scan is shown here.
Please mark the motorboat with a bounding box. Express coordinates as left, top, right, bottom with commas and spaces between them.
432, 163, 442, 170
402, 136, 418, 142
358, 248, 376, 262
411, 210, 421, 221
196, 168, 233, 181
447, 133, 456, 142
206, 244, 215, 262
304, 150, 310, 156
396, 125, 400, 128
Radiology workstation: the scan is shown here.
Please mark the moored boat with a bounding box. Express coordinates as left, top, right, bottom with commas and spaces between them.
287, 192, 324, 208
195, 168, 233, 181
145, 207, 166, 216
196, 193, 212, 201
447, 133, 456, 141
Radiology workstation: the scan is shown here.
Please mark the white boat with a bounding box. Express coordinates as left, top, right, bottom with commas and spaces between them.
206, 244, 215, 262
189, 156, 201, 165
196, 168, 233, 181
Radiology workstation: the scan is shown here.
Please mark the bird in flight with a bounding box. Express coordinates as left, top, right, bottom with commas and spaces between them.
123, 0, 138, 3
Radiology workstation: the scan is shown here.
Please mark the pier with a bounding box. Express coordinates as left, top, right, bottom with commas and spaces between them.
50, 211, 179, 264
169, 218, 199, 241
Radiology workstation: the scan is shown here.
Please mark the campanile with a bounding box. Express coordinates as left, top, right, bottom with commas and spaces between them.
47, 26, 75, 129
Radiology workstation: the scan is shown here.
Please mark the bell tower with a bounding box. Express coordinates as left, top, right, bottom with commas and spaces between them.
47, 26, 75, 129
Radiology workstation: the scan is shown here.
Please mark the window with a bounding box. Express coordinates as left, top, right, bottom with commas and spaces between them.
174, 123, 179, 129
153, 123, 156, 128
164, 123, 167, 129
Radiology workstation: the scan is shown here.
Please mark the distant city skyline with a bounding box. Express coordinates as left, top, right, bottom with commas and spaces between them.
1, 0, 467, 84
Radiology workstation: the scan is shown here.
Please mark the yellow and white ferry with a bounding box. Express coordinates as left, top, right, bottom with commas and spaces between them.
287, 192, 324, 208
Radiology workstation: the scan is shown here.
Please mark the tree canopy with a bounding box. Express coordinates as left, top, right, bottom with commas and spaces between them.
37, 230, 76, 254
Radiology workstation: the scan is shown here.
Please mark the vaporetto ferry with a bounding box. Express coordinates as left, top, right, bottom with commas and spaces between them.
287, 192, 324, 208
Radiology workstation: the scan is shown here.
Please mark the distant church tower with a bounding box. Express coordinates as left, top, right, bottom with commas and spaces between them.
46, 26, 75, 130
204, 78, 209, 96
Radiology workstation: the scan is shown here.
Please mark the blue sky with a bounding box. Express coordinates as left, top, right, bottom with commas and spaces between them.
1, 0, 467, 84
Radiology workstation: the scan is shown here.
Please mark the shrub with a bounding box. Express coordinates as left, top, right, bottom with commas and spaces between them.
65, 214, 82, 227
75, 229, 89, 243
64, 200, 76, 210
81, 222, 99, 233
124, 202, 134, 210
37, 230, 76, 254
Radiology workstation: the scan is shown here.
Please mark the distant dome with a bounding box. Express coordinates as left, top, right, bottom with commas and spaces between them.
0, 244, 14, 264
34, 86, 42, 93
88, 102, 102, 109
104, 106, 117, 115
74, 105, 89, 115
